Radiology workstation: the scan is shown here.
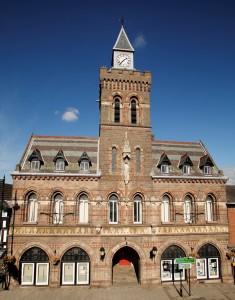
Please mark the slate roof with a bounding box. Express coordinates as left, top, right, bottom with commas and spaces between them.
151, 140, 222, 177
16, 135, 99, 175
113, 26, 134, 51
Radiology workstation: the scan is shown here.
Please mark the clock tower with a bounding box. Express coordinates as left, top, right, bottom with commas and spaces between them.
99, 25, 152, 185
112, 26, 134, 70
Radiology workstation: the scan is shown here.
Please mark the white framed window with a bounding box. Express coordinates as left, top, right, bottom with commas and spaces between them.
133, 195, 142, 224
55, 158, 65, 171
205, 195, 214, 222
161, 194, 170, 222
62, 263, 75, 285
31, 160, 40, 171
161, 163, 169, 174
109, 195, 118, 224
184, 195, 192, 223
21, 263, 34, 285
80, 160, 89, 172
78, 194, 88, 223
203, 165, 211, 175
36, 263, 49, 285
182, 164, 190, 174
208, 258, 219, 279
27, 193, 37, 222
77, 262, 89, 284
196, 258, 207, 279
53, 193, 63, 224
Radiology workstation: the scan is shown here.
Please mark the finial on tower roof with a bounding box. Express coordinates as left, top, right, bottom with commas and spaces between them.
120, 16, 124, 27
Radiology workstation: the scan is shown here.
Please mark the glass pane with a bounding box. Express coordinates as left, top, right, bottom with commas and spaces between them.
77, 262, 89, 284
36, 263, 49, 285
161, 260, 172, 281
22, 263, 34, 285
208, 258, 219, 278
196, 258, 207, 279
62, 263, 75, 284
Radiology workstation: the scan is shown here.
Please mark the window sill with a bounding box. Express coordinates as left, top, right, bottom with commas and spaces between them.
23, 221, 38, 225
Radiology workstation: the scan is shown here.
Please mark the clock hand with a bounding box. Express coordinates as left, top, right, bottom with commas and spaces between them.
121, 57, 128, 64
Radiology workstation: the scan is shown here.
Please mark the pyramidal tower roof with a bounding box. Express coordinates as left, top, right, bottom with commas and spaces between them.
113, 26, 134, 52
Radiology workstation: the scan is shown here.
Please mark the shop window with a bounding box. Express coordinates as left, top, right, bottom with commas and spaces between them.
20, 247, 49, 286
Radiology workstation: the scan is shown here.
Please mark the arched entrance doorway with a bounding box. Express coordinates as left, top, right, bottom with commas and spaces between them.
20, 247, 49, 286
61, 247, 90, 285
196, 243, 221, 280
161, 245, 186, 282
112, 246, 140, 285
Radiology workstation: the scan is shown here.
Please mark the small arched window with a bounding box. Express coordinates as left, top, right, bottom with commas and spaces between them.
133, 194, 142, 223
131, 99, 137, 124
77, 193, 89, 223
114, 98, 120, 123
109, 194, 118, 224
205, 195, 216, 222
161, 194, 170, 223
184, 194, 193, 223
52, 193, 63, 224
25, 192, 37, 222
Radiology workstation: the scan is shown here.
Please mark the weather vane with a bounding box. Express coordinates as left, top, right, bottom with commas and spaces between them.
120, 16, 124, 26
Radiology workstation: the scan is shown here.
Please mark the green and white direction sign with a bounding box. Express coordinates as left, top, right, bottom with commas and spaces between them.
174, 257, 196, 264
178, 263, 192, 269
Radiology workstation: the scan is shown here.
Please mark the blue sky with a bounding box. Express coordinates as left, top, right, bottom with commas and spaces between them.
0, 0, 235, 184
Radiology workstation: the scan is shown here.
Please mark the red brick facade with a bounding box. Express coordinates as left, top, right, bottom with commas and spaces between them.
8, 26, 233, 287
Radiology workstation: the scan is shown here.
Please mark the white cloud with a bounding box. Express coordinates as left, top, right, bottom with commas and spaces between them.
223, 167, 235, 185
62, 107, 79, 122
133, 33, 147, 49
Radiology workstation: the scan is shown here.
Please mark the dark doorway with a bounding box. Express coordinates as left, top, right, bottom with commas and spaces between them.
112, 246, 140, 285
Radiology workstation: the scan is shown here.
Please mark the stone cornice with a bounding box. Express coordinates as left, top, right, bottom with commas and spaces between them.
11, 171, 100, 181
151, 175, 228, 184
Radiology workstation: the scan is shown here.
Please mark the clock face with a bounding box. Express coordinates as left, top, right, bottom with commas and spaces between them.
116, 54, 131, 67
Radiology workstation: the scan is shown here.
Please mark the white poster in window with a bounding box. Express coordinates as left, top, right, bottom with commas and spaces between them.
196, 258, 207, 279
77, 262, 89, 284
62, 263, 75, 285
36, 263, 49, 285
208, 258, 219, 279
21, 263, 34, 285
161, 260, 172, 281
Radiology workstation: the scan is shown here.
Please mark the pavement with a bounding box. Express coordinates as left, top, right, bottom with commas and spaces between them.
1, 283, 235, 300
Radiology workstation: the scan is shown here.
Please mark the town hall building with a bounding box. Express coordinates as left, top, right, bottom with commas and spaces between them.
9, 25, 231, 287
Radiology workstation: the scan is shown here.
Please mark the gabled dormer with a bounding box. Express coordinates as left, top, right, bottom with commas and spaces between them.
179, 154, 193, 175
78, 151, 92, 173
199, 154, 214, 175
28, 149, 44, 171
53, 149, 68, 171
112, 26, 134, 70
157, 153, 171, 174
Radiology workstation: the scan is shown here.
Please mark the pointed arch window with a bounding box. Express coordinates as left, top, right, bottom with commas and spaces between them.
77, 193, 89, 223
161, 194, 170, 223
133, 194, 142, 223
112, 147, 117, 172
136, 148, 141, 173
25, 192, 38, 222
131, 99, 137, 124
205, 195, 217, 222
109, 194, 118, 224
184, 195, 195, 223
52, 193, 63, 224
114, 98, 120, 123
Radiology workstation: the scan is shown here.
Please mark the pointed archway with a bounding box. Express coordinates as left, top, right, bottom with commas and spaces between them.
112, 246, 140, 285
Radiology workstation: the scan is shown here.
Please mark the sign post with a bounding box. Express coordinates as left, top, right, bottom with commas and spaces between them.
174, 257, 195, 297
